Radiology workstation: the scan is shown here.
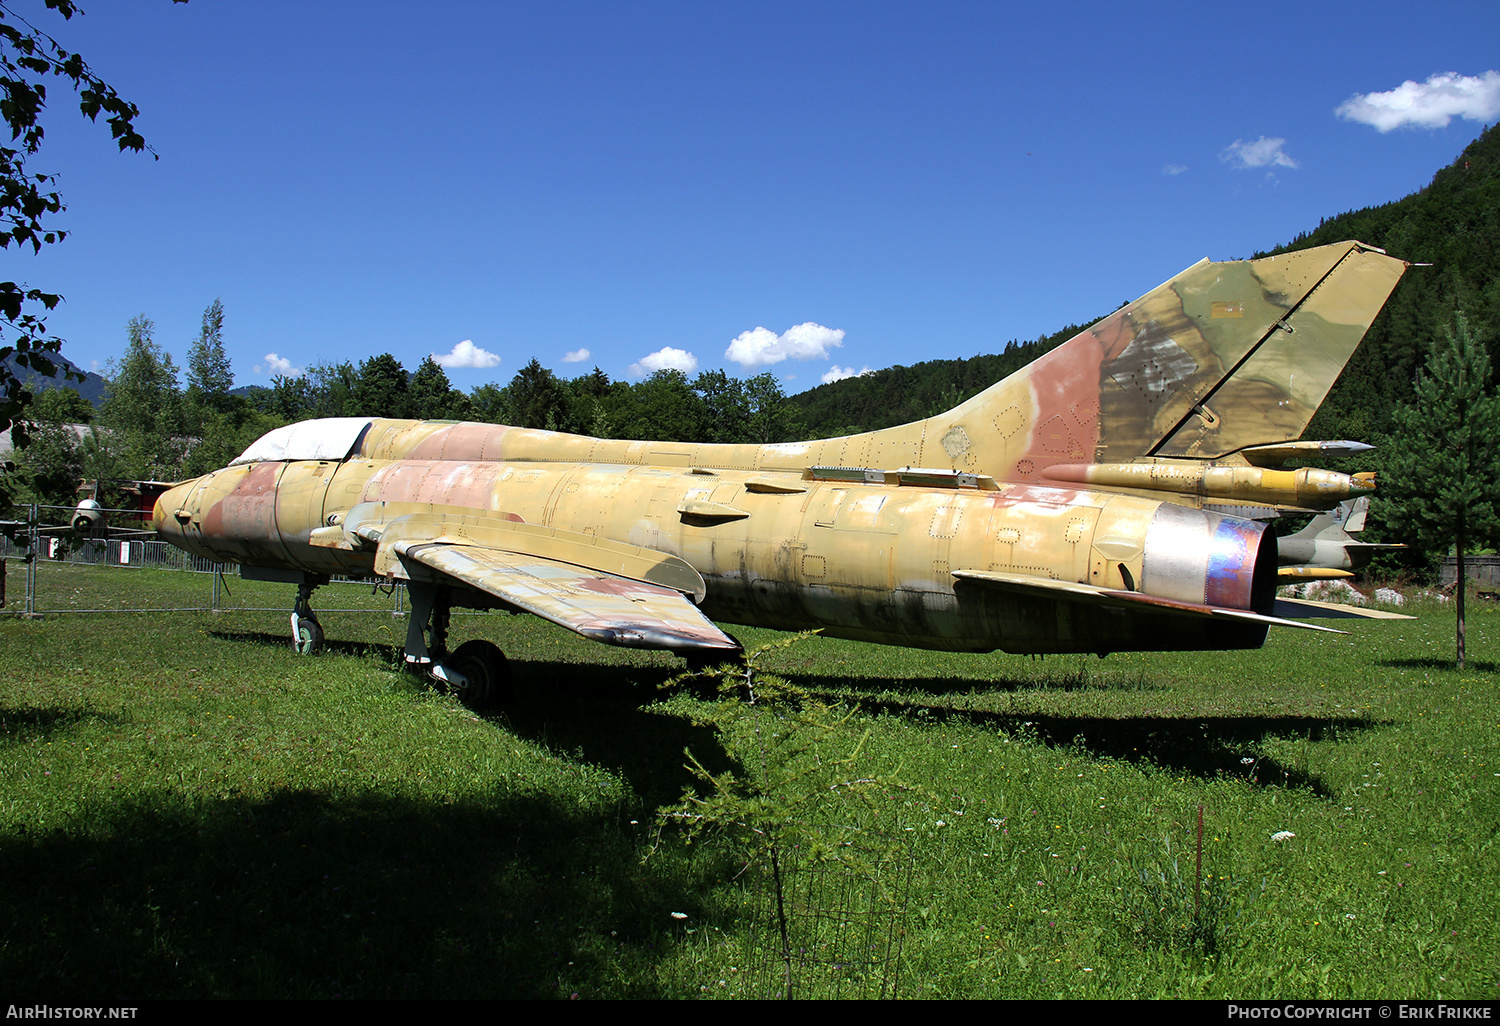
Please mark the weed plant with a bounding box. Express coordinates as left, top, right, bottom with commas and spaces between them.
649, 636, 919, 998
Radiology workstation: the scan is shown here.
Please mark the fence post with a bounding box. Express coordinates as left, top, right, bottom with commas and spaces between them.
22, 503, 42, 620
213, 566, 222, 611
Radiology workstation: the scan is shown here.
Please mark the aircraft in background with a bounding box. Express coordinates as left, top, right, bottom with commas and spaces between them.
3, 484, 169, 560
1277, 495, 1405, 580
154, 240, 1408, 708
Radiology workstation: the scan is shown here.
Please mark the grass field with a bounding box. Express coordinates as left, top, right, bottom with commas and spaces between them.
1, 565, 1496, 999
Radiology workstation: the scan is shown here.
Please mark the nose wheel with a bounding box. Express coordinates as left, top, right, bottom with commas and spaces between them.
294, 617, 324, 655
291, 582, 324, 655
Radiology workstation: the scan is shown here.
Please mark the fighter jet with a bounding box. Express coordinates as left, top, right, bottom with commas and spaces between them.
154, 241, 1408, 708
1277, 495, 1405, 580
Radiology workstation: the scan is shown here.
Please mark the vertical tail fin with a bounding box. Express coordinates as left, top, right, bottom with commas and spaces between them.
899, 241, 1407, 480
1286, 496, 1369, 542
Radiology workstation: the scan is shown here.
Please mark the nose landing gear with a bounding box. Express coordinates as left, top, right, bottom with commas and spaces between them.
291, 581, 324, 655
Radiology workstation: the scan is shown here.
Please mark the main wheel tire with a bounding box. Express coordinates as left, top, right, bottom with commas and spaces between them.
295, 619, 324, 656
450, 639, 510, 711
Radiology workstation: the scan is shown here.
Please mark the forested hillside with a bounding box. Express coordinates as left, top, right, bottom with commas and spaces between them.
1268, 124, 1499, 442
1, 352, 107, 408
792, 124, 1500, 442
787, 319, 1106, 436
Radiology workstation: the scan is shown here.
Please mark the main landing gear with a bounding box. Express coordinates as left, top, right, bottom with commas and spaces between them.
285, 574, 510, 711
403, 581, 510, 711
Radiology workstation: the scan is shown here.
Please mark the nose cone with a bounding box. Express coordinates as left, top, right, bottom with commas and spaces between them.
153, 480, 196, 540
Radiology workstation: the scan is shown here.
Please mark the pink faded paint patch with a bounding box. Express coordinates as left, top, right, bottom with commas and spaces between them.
1014, 316, 1114, 477
579, 577, 677, 599
405, 422, 513, 461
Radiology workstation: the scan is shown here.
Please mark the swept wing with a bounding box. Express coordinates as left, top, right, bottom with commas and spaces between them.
401, 543, 739, 651
322, 502, 739, 652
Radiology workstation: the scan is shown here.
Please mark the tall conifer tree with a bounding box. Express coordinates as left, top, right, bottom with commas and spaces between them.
186, 298, 232, 412
1382, 311, 1500, 668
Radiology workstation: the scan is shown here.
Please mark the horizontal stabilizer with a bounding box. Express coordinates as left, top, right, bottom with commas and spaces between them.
1273, 598, 1414, 621
951, 569, 1344, 634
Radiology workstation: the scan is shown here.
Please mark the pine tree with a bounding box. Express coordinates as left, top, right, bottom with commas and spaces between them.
98, 316, 185, 480
1381, 310, 1500, 668
186, 298, 232, 412
351, 353, 411, 419
409, 356, 471, 420
508, 358, 565, 430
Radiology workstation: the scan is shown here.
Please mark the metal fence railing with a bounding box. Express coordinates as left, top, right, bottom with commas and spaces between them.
17, 534, 222, 573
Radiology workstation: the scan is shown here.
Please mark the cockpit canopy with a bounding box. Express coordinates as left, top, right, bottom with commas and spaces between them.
231, 418, 372, 465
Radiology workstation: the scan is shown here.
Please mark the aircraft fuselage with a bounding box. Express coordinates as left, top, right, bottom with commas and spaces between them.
152, 242, 1411, 671
157, 450, 1275, 655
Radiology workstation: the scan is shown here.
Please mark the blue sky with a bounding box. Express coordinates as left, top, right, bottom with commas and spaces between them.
6, 0, 1498, 395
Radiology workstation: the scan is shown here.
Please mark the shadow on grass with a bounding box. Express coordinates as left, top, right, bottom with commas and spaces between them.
783, 671, 1164, 697
0, 704, 113, 748
205, 623, 1373, 797
1377, 657, 1500, 673
488, 656, 1355, 797
499, 659, 738, 811
473, 653, 1361, 798
791, 683, 1369, 796
1016, 712, 1365, 795
207, 628, 398, 662
0, 788, 718, 999
201, 631, 730, 809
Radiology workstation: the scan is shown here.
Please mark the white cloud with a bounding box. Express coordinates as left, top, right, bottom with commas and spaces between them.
1220, 136, 1299, 170
562, 348, 591, 363
432, 339, 501, 369
1162, 163, 1188, 175
724, 327, 780, 369
628, 346, 698, 378
1336, 71, 1500, 132
725, 321, 845, 370
258, 352, 304, 378
821, 364, 874, 384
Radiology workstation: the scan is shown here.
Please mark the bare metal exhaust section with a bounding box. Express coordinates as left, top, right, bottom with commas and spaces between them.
1141, 503, 1275, 614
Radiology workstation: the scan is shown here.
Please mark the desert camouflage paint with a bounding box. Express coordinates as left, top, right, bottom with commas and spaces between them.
157, 241, 1406, 658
